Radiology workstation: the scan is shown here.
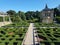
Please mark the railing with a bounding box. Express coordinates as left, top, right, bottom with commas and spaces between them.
33, 25, 35, 45
32, 23, 40, 45
33, 27, 41, 45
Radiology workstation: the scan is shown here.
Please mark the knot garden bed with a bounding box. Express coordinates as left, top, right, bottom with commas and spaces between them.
35, 23, 60, 45
0, 22, 29, 45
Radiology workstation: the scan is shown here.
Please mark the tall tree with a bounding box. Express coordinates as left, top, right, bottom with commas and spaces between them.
54, 8, 60, 17
6, 10, 19, 22
35, 11, 41, 22
7, 10, 16, 15
25, 11, 35, 20
54, 8, 60, 23
18, 11, 26, 20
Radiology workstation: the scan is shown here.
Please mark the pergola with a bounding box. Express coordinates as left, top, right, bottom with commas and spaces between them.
0, 12, 12, 27
0, 12, 11, 22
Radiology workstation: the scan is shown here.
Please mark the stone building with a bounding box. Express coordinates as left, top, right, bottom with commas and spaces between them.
41, 4, 54, 23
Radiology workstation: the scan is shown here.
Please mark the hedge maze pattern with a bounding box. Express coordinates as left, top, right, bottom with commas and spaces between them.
0, 22, 29, 45
37, 28, 60, 45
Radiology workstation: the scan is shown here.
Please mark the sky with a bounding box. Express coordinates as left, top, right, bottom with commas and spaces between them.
0, 0, 60, 12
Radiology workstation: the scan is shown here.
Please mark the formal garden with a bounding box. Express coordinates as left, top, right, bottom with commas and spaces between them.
35, 23, 60, 45
0, 13, 29, 45
0, 5, 60, 45
35, 23, 60, 27
0, 21, 29, 45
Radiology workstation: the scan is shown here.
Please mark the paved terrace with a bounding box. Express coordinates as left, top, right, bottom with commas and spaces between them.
0, 22, 12, 27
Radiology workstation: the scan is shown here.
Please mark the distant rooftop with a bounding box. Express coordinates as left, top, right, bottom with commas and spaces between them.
43, 4, 52, 11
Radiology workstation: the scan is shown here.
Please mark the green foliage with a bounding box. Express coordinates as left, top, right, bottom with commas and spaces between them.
25, 11, 41, 22
7, 10, 16, 15
34, 23, 60, 27
10, 15, 22, 22
0, 17, 3, 22
5, 8, 60, 23
55, 16, 60, 23
5, 16, 9, 21
0, 22, 29, 45
54, 8, 60, 17
18, 11, 26, 20
35, 23, 60, 45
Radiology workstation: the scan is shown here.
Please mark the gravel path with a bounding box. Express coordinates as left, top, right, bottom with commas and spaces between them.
23, 23, 34, 45
22, 23, 39, 45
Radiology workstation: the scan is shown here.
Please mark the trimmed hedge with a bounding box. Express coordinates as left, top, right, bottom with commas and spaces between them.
0, 22, 29, 45
35, 23, 60, 45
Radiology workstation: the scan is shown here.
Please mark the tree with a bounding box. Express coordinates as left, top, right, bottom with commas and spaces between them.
6, 10, 22, 22
35, 11, 41, 22
7, 10, 16, 15
25, 11, 41, 22
54, 8, 60, 17
54, 8, 60, 23
25, 11, 35, 20
18, 11, 26, 20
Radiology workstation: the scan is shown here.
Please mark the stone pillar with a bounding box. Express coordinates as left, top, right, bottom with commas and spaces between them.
3, 16, 5, 25
3, 16, 5, 22
9, 16, 11, 22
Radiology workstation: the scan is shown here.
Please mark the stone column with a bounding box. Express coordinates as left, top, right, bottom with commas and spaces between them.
3, 16, 5, 22
3, 16, 5, 25
9, 16, 11, 22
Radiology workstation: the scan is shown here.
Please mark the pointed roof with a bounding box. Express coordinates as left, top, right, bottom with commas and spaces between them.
43, 4, 51, 11
45, 4, 48, 9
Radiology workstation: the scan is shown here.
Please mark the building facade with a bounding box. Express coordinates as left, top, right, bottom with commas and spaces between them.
41, 4, 54, 23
